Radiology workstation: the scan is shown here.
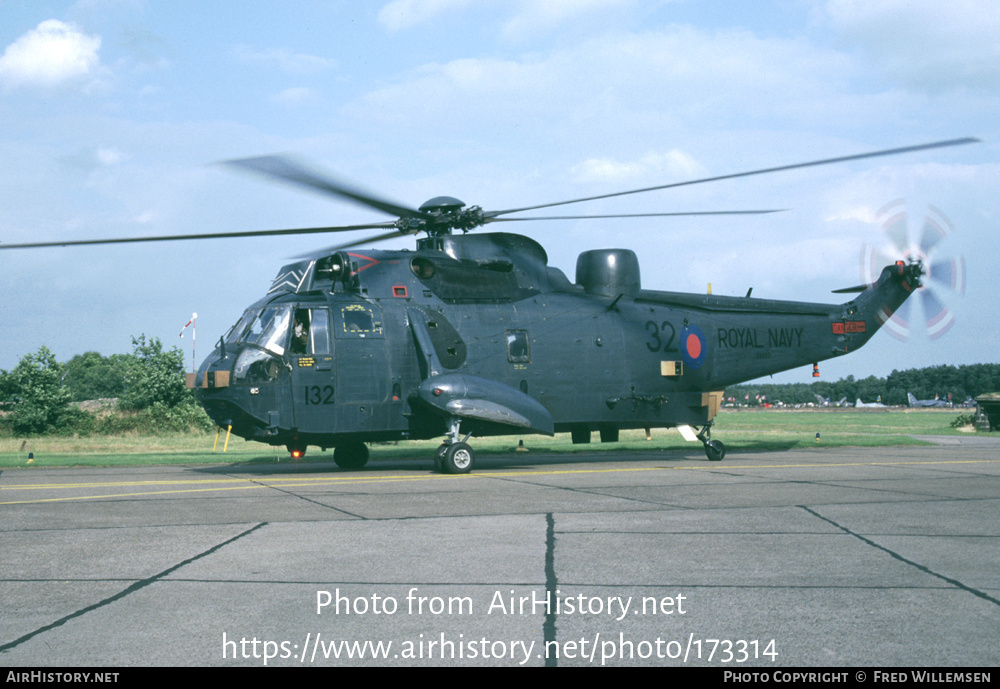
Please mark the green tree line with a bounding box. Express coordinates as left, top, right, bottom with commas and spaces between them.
728, 364, 1000, 407
0, 336, 211, 436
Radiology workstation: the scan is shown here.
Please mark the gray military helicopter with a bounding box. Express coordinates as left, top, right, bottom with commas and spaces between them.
1, 138, 976, 473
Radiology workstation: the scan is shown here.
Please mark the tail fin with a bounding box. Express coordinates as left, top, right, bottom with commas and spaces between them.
846, 261, 923, 343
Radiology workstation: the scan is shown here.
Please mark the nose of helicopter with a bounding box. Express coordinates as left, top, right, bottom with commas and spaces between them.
190, 346, 272, 441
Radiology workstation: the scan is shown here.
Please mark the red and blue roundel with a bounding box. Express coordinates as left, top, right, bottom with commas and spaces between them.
681, 324, 707, 369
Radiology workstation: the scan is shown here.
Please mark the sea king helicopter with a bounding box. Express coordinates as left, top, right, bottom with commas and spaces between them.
1, 138, 977, 473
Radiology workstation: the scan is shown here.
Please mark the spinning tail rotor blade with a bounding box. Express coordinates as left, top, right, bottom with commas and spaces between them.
860, 200, 966, 341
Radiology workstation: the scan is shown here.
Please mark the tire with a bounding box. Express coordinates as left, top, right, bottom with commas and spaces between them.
705, 439, 725, 462
334, 442, 369, 470
434, 443, 447, 473
442, 442, 474, 474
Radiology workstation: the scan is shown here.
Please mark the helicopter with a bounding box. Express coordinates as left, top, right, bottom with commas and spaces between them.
0, 138, 977, 473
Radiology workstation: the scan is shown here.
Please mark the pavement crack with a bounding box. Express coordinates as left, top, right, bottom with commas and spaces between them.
0, 522, 268, 653
543, 512, 558, 668
247, 478, 367, 519
478, 474, 696, 508
799, 505, 1000, 608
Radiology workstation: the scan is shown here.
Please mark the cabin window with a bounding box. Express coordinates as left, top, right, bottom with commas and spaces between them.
336, 304, 383, 338
506, 330, 530, 363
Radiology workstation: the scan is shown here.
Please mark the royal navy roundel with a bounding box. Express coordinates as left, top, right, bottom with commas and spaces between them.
680, 324, 707, 369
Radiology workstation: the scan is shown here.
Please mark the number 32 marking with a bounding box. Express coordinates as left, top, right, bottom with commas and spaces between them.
646, 320, 678, 353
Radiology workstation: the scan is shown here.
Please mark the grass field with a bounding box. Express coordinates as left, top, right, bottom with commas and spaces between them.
0, 408, 974, 469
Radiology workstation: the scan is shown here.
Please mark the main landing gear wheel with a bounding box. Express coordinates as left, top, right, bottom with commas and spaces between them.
705, 439, 726, 462
334, 442, 369, 470
441, 442, 475, 474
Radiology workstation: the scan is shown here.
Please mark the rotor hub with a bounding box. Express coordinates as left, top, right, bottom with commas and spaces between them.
419, 196, 465, 213
394, 197, 486, 237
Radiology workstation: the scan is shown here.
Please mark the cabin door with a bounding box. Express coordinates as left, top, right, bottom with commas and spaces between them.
288, 307, 335, 432
333, 303, 389, 404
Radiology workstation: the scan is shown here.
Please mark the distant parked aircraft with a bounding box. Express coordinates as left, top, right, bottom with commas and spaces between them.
856, 398, 887, 408
907, 392, 949, 407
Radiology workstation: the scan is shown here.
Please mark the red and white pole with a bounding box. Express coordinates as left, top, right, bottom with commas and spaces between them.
179, 312, 197, 372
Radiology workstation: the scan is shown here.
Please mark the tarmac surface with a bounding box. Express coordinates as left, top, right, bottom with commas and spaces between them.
1, 438, 998, 667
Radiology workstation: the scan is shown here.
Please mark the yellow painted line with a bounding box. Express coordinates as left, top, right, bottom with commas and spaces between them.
0, 459, 995, 505
2, 475, 424, 490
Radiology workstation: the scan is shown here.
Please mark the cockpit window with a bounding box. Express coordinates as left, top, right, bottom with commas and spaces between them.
225, 305, 292, 355
291, 308, 331, 355
225, 309, 259, 345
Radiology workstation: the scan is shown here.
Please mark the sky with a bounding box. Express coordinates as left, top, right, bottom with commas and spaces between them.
0, 0, 997, 385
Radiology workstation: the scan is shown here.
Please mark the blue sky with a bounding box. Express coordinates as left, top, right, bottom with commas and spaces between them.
1, 0, 997, 384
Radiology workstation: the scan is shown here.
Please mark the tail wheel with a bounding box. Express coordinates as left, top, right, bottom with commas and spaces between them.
705, 440, 725, 462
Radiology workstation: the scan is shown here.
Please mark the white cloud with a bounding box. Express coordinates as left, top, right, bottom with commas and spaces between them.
345, 26, 856, 144
230, 46, 336, 74
825, 0, 1000, 92
572, 150, 705, 183
501, 0, 640, 40
824, 204, 879, 224
377, 0, 475, 32
0, 20, 102, 90
271, 87, 317, 104
96, 147, 127, 166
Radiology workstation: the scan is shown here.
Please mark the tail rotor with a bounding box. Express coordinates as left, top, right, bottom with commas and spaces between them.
861, 200, 965, 341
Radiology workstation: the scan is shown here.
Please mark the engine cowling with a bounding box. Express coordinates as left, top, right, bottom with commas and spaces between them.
576, 249, 641, 297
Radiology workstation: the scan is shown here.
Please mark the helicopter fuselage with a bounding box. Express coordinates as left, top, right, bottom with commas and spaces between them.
190, 231, 919, 467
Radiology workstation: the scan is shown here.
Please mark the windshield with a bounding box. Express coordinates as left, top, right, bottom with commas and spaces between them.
225, 309, 259, 344
225, 305, 292, 355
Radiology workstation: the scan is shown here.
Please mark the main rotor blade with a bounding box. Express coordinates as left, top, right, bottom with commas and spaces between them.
492, 138, 980, 217
223, 155, 426, 220
0, 223, 396, 249
486, 209, 785, 222
295, 228, 421, 258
